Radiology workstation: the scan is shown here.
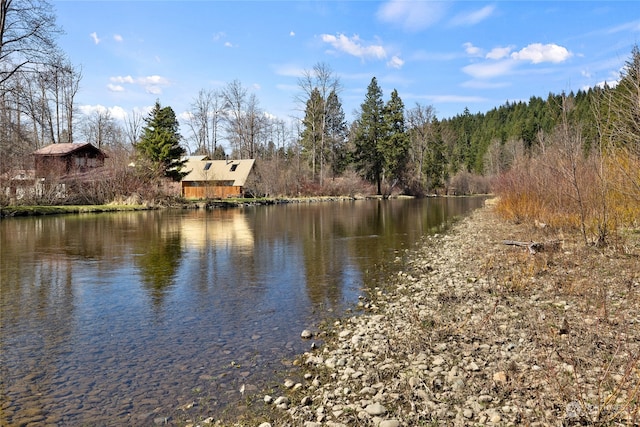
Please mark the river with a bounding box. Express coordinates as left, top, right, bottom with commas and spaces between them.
0, 197, 486, 425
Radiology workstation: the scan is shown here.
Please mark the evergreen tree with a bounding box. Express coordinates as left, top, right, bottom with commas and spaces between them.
381, 89, 409, 187
325, 90, 349, 178
423, 118, 447, 191
135, 100, 186, 181
354, 77, 386, 195
300, 88, 324, 180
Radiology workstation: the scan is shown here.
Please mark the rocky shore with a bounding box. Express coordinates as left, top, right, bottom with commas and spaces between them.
251, 198, 640, 426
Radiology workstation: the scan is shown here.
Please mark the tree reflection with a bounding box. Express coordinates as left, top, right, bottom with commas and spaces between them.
135, 232, 183, 308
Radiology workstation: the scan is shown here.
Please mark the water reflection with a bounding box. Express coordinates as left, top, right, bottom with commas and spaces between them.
0, 197, 487, 425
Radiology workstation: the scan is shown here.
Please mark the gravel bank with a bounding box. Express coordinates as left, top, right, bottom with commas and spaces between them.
256, 198, 640, 426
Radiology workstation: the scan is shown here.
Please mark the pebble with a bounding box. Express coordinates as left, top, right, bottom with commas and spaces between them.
365, 402, 387, 416
279, 204, 631, 427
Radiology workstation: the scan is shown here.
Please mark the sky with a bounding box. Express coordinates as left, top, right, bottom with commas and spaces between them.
53, 1, 640, 150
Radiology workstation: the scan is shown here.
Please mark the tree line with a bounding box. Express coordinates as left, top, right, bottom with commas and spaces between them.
2, 0, 640, 213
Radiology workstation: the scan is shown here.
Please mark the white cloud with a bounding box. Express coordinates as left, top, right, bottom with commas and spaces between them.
486, 46, 513, 60
511, 43, 572, 64
593, 79, 619, 89
463, 42, 483, 57
146, 86, 162, 95
78, 104, 128, 121
107, 84, 125, 92
113, 34, 123, 42
450, 5, 496, 26
387, 55, 404, 69
320, 33, 386, 60
463, 60, 514, 79
138, 75, 170, 86
110, 75, 135, 84
377, 0, 447, 31
109, 75, 170, 95
90, 32, 100, 45
289, 31, 295, 37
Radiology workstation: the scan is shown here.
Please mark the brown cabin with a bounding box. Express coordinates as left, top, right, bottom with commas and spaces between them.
33, 142, 107, 179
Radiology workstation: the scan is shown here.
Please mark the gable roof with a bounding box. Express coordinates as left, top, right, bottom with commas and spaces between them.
33, 142, 106, 157
182, 158, 255, 186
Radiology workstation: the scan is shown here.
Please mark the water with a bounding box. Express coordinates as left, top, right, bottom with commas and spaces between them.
0, 197, 486, 425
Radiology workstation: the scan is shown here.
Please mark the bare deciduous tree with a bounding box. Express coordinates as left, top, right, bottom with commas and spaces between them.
0, 0, 61, 86
186, 88, 227, 157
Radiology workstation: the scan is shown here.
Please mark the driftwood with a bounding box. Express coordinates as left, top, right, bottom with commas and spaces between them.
503, 240, 562, 254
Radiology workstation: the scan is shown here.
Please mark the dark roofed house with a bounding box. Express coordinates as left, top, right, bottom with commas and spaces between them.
33, 142, 107, 179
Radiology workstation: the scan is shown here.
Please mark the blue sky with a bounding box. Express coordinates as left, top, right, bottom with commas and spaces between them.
54, 1, 640, 143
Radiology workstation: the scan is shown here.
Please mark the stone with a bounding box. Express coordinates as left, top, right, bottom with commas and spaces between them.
264, 395, 273, 404
379, 420, 400, 427
301, 329, 313, 339
432, 356, 445, 366
493, 371, 507, 384
274, 396, 290, 405
338, 329, 352, 338
258, 423, 272, 427
365, 402, 387, 416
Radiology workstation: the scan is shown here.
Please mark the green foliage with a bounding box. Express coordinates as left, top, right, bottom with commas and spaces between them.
381, 89, 409, 186
353, 77, 386, 194
325, 90, 349, 178
135, 100, 186, 181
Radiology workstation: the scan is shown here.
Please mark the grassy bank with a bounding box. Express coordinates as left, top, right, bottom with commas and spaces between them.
0, 204, 153, 218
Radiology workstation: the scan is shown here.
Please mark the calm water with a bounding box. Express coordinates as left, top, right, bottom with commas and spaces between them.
0, 197, 486, 425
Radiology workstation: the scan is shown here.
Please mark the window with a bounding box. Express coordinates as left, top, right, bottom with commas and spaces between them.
203, 162, 212, 171
230, 164, 238, 172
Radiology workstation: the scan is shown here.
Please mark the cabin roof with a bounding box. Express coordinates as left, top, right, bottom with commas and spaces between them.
181, 158, 255, 186
33, 142, 106, 157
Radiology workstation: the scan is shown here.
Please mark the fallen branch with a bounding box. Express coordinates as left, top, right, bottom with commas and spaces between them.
503, 240, 543, 254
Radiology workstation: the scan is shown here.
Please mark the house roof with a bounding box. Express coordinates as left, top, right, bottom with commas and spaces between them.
181, 158, 255, 186
33, 142, 105, 157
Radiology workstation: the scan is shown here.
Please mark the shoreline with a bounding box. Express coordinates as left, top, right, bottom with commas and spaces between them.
244, 198, 640, 426
0, 194, 434, 218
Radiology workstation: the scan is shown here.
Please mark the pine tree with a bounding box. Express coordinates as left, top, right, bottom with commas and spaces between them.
300, 88, 324, 181
381, 89, 409, 188
354, 77, 386, 195
135, 100, 186, 181
325, 90, 349, 178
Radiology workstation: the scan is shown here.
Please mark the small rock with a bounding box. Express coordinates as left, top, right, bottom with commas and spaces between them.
258, 423, 272, 427
274, 396, 290, 405
264, 395, 273, 404
301, 329, 313, 339
493, 371, 507, 384
338, 329, 352, 338
365, 402, 387, 416
379, 420, 400, 427
284, 379, 295, 388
